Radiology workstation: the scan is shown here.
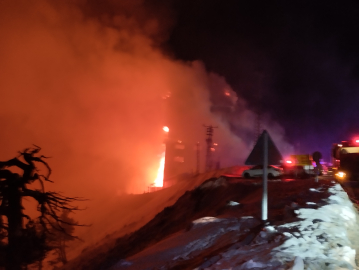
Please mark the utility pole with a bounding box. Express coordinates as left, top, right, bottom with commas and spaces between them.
203, 125, 218, 172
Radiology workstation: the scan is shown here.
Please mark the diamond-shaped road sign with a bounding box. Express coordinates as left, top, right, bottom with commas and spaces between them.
245, 130, 283, 165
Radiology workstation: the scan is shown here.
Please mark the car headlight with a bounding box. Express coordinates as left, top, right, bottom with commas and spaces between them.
335, 171, 346, 179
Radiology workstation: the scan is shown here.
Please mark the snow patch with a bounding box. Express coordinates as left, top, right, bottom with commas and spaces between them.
173, 225, 227, 261
273, 184, 359, 269
192, 217, 222, 225
291, 256, 304, 270
199, 177, 227, 189
265, 226, 277, 233
283, 232, 293, 238
227, 201, 240, 206
113, 259, 132, 267
240, 259, 267, 268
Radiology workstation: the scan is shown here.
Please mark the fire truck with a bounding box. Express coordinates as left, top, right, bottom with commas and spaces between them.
332, 139, 359, 181
283, 154, 315, 177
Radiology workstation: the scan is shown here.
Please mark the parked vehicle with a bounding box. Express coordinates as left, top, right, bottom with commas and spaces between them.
284, 154, 315, 176
332, 140, 359, 181
242, 165, 283, 179
282, 164, 310, 178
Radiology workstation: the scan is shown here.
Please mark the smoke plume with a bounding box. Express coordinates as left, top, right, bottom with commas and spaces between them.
0, 0, 292, 233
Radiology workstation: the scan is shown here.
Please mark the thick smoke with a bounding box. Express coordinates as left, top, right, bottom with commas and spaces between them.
0, 0, 171, 196
0, 0, 292, 240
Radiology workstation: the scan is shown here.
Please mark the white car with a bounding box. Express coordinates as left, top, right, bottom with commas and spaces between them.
242, 165, 283, 179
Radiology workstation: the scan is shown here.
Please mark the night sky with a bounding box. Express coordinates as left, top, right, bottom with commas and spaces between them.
164, 0, 359, 159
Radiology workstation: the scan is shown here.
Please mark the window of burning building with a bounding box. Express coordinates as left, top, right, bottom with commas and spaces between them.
175, 143, 185, 149
174, 156, 184, 162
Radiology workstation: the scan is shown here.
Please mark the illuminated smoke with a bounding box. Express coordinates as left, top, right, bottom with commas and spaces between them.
0, 0, 293, 242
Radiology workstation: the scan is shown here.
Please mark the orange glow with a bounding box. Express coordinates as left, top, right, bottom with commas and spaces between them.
163, 126, 169, 132
154, 148, 166, 187
162, 92, 171, 99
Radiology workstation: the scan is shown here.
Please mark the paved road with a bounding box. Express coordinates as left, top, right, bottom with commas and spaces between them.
227, 174, 359, 207
225, 174, 333, 183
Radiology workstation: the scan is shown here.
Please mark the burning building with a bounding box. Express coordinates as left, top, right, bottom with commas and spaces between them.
150, 127, 196, 190
163, 139, 188, 187
151, 124, 221, 190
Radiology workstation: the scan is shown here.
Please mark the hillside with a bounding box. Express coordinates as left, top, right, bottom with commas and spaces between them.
61, 174, 359, 270
63, 167, 248, 267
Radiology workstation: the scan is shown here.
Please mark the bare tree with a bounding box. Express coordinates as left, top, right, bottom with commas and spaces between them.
0, 146, 84, 270
47, 209, 77, 268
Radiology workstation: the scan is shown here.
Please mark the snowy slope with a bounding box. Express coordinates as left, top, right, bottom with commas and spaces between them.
109, 181, 359, 270
100, 178, 359, 270
62, 173, 359, 270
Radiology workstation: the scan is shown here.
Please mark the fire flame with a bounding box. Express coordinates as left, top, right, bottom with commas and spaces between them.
154, 148, 166, 187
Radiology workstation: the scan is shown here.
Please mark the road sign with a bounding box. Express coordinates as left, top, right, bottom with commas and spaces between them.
245, 130, 283, 221
245, 130, 283, 165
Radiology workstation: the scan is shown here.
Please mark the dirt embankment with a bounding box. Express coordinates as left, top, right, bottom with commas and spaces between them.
65, 177, 335, 270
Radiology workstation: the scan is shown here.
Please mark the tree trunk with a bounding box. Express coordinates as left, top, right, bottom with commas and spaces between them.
6, 180, 23, 270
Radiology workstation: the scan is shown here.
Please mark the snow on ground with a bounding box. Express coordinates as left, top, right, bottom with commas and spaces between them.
112, 216, 261, 270
113, 182, 359, 270
272, 183, 359, 270
210, 183, 359, 270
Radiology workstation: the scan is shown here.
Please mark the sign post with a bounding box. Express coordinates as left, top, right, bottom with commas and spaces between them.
245, 130, 282, 221
262, 131, 268, 220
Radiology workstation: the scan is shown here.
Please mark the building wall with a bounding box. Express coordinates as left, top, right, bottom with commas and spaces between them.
163, 139, 196, 187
